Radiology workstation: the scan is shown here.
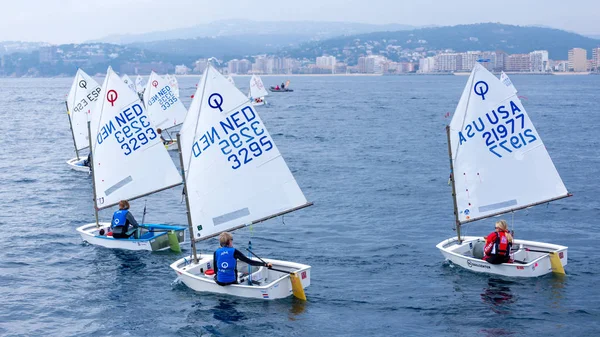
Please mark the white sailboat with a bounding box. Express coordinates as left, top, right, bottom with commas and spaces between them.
500, 71, 518, 94
436, 63, 570, 277
65, 69, 101, 172
142, 71, 188, 151
121, 74, 137, 93
226, 75, 236, 86
165, 73, 180, 98
170, 64, 313, 300
135, 75, 144, 94
76, 66, 186, 251
248, 74, 268, 106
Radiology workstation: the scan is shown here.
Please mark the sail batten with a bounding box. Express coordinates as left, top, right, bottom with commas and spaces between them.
448, 64, 568, 224
180, 65, 309, 241
459, 193, 571, 225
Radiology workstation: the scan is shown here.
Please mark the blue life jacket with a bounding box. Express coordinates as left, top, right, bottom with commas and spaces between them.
112, 210, 128, 228
215, 247, 236, 283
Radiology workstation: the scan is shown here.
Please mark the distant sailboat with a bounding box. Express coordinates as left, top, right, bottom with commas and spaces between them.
135, 75, 144, 94
121, 74, 137, 93
65, 68, 101, 172
226, 75, 236, 86
436, 63, 570, 277
248, 74, 268, 106
165, 73, 180, 98
500, 71, 517, 94
76, 66, 186, 251
142, 71, 188, 151
170, 64, 313, 300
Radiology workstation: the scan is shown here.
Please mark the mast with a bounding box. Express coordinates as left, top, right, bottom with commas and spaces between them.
87, 121, 99, 227
177, 132, 199, 264
65, 101, 80, 160
446, 125, 462, 242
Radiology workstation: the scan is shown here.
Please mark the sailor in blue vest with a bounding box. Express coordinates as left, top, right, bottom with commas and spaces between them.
213, 232, 272, 286
110, 200, 139, 239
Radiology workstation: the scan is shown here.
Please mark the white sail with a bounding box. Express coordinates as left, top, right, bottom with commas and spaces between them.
180, 65, 309, 241
121, 74, 137, 93
449, 63, 568, 224
66, 69, 102, 151
142, 71, 188, 130
165, 74, 180, 98
500, 71, 517, 94
135, 75, 144, 94
90, 67, 182, 209
226, 75, 236, 86
249, 74, 268, 99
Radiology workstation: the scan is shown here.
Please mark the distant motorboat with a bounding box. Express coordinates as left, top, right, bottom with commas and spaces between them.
269, 79, 293, 92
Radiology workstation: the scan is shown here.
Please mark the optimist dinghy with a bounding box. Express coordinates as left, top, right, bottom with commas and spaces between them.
170, 64, 313, 300
142, 71, 187, 151
248, 74, 268, 106
76, 66, 185, 252
65, 69, 101, 173
437, 63, 571, 277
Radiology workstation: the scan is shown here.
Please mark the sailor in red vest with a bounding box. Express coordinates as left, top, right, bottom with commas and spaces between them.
213, 232, 272, 286
483, 220, 513, 264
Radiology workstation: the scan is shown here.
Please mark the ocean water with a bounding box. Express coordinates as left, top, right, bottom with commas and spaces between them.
0, 74, 599, 337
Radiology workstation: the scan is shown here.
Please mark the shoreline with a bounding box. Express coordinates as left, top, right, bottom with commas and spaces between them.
1, 72, 596, 79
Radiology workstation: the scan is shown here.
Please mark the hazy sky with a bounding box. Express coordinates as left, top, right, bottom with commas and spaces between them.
1, 0, 598, 44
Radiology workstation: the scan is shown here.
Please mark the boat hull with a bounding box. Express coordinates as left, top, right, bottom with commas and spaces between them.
171, 254, 311, 300
66, 157, 90, 173
268, 87, 293, 92
436, 236, 568, 277
252, 98, 266, 106
77, 222, 186, 251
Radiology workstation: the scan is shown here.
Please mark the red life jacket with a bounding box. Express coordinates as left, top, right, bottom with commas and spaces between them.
492, 231, 511, 257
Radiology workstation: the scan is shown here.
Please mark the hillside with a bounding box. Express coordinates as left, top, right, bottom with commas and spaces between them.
284, 23, 600, 62
93, 19, 417, 44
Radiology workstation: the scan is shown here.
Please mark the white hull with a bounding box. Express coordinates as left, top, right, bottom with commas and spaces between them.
251, 98, 266, 106
436, 236, 568, 277
77, 222, 186, 251
171, 254, 311, 300
66, 157, 89, 173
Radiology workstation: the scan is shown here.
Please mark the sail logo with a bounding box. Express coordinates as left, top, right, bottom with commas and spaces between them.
208, 93, 224, 112
474, 81, 488, 100
252, 78, 264, 90
467, 260, 491, 269
107, 90, 118, 106
78, 80, 87, 89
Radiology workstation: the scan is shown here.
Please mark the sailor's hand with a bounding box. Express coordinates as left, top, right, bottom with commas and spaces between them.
265, 263, 272, 268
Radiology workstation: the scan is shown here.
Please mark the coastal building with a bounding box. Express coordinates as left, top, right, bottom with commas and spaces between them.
506, 54, 530, 72
316, 55, 337, 71
568, 48, 587, 72
461, 51, 481, 71
418, 57, 436, 73
592, 48, 600, 71
529, 50, 549, 72
434, 53, 461, 72
175, 64, 190, 75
